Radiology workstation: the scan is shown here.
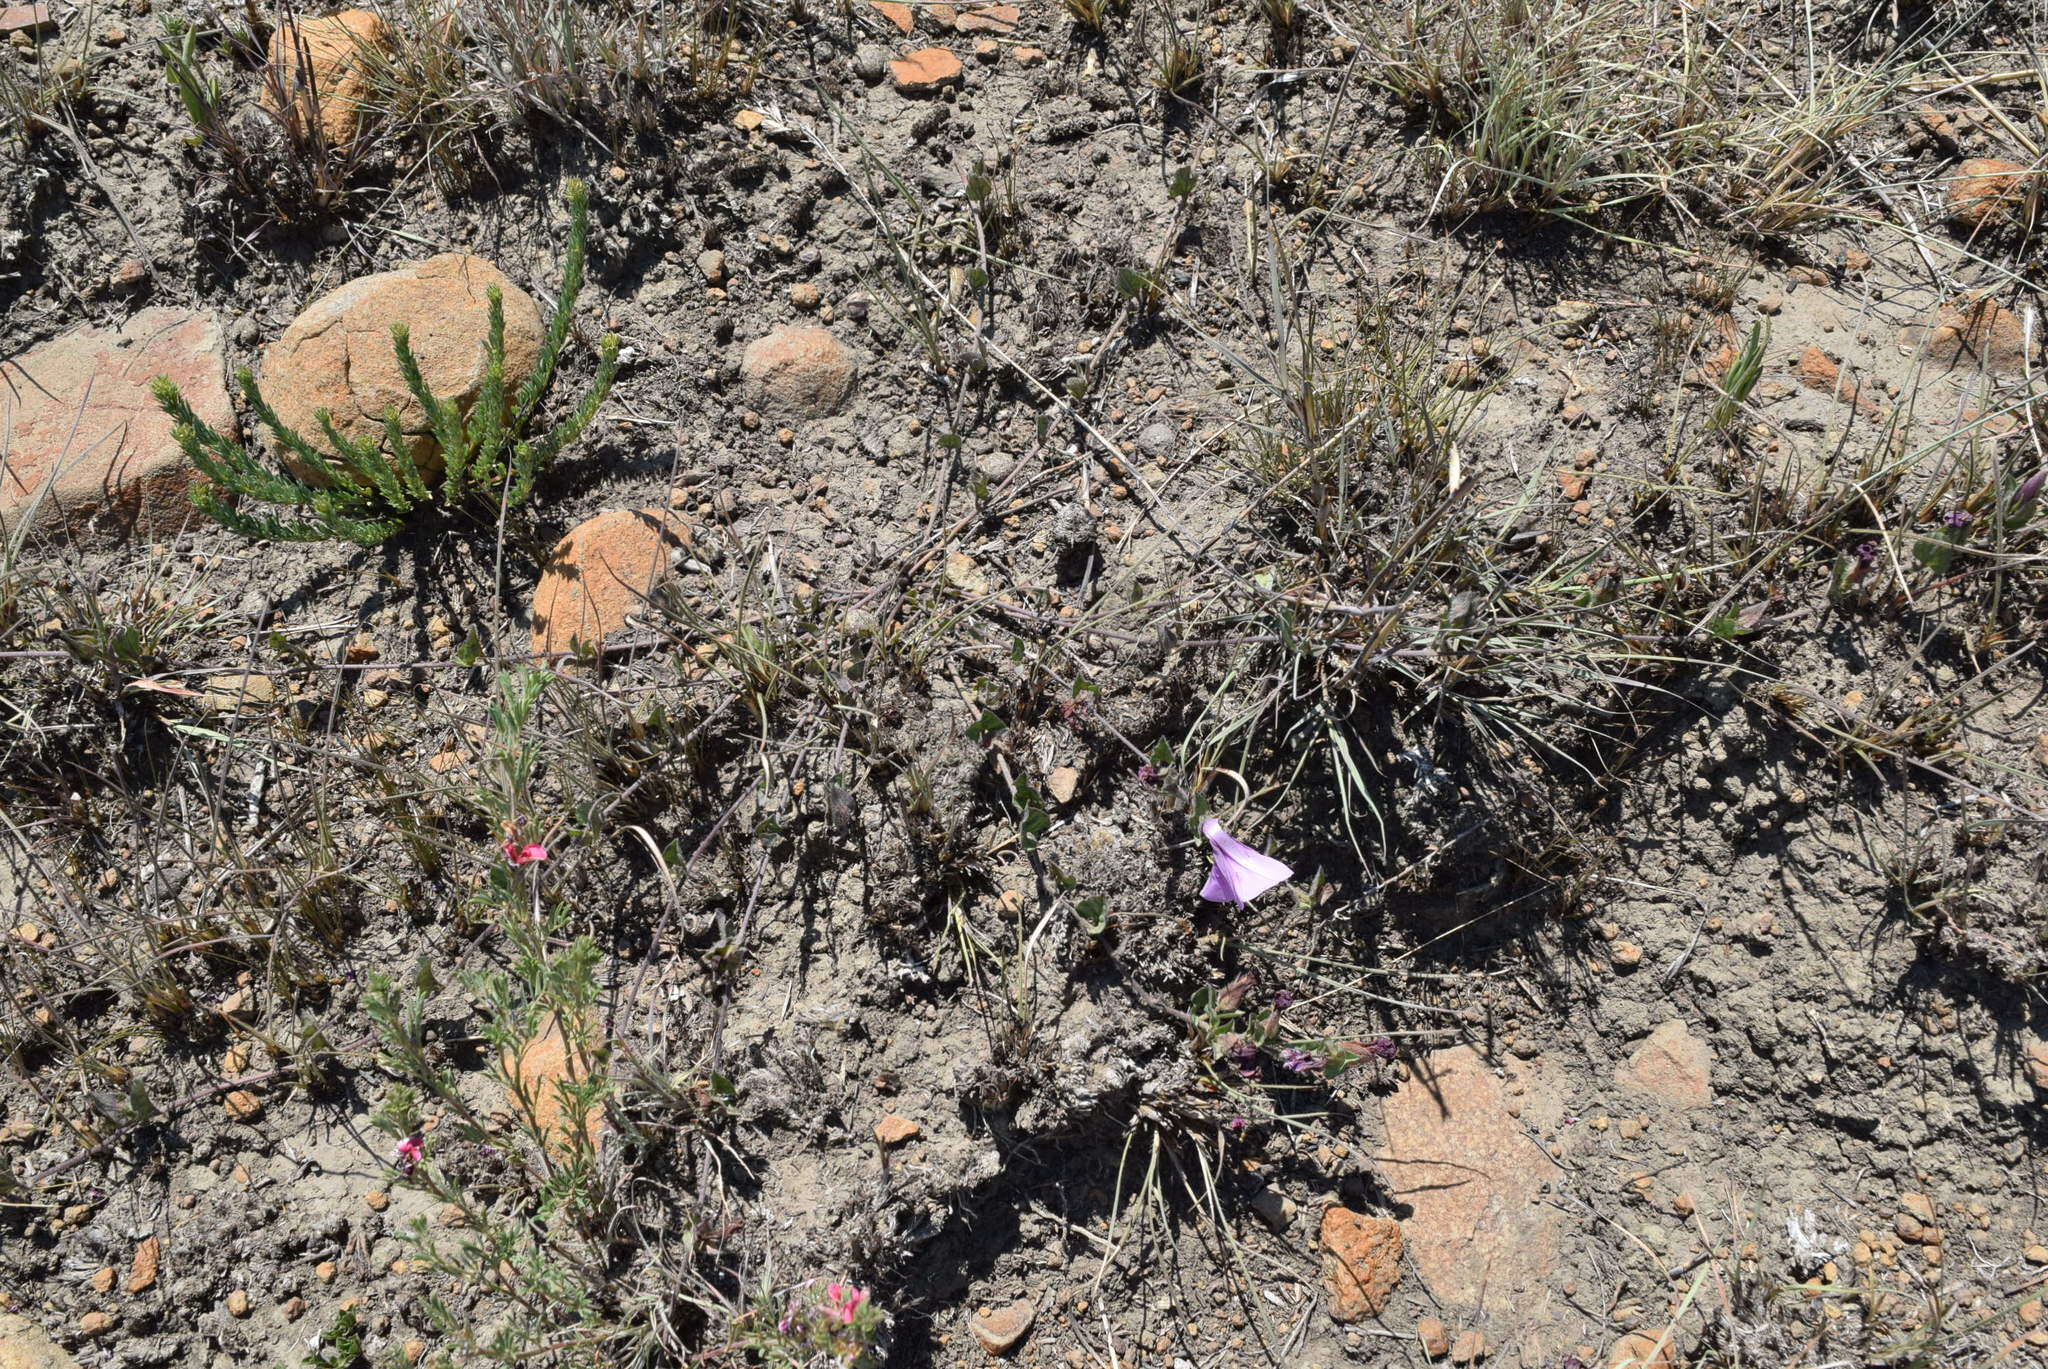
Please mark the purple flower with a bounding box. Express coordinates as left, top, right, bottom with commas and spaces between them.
1281, 1047, 1322, 1074
1199, 819, 1293, 906
1272, 990, 1295, 1010
2019, 470, 2046, 504
1944, 507, 1974, 529
1228, 1115, 1248, 1132
1363, 1035, 1396, 1061
1854, 540, 1879, 566
1228, 1040, 1262, 1079
1136, 763, 1161, 785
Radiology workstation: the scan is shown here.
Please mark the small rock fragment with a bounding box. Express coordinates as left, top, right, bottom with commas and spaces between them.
1551, 300, 1599, 328
1606, 1331, 1678, 1369
529, 508, 694, 657
969, 1299, 1036, 1356
126, 1235, 160, 1294
871, 0, 913, 33
2025, 1042, 2048, 1090
740, 326, 856, 420
261, 9, 395, 150
1046, 766, 1082, 804
890, 46, 965, 96
956, 4, 1019, 32
1619, 1020, 1713, 1109
0, 4, 55, 37
223, 1090, 263, 1123
1450, 1330, 1487, 1365
1947, 158, 2031, 230
76, 1312, 115, 1339
875, 1115, 921, 1147
1417, 1316, 1451, 1358
1249, 1187, 1296, 1233
1908, 294, 2036, 374
1320, 1206, 1403, 1322
226, 1289, 251, 1318
504, 1015, 605, 1152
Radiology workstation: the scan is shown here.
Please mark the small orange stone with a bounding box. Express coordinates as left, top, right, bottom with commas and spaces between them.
127, 1235, 160, 1293
890, 46, 964, 95
875, 1115, 921, 1146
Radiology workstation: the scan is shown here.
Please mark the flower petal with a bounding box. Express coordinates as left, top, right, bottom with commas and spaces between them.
1200, 818, 1293, 904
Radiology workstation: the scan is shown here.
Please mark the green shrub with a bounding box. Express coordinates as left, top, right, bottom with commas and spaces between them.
150, 179, 619, 545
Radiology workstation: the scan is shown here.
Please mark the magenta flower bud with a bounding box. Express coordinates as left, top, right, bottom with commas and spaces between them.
2019, 469, 2045, 504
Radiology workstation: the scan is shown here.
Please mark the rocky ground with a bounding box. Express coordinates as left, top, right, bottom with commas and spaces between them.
6, 1, 2048, 1368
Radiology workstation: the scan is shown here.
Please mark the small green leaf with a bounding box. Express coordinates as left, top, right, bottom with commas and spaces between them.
967, 710, 1008, 742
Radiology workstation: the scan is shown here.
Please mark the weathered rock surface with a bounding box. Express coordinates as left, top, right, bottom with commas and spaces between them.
1909, 295, 2036, 374
263, 8, 395, 149
1620, 1019, 1714, 1109
890, 46, 965, 96
0, 307, 229, 537
1376, 1046, 1564, 1314
261, 253, 542, 482
507, 1015, 602, 1151
1607, 1330, 1681, 1368
1947, 157, 2031, 230
969, 1299, 1035, 1355
739, 325, 855, 419
529, 508, 692, 656
1320, 1206, 1403, 1322
0, 1313, 82, 1369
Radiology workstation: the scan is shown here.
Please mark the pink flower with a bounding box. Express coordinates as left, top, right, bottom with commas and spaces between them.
824, 1282, 867, 1324
393, 1133, 424, 1174
502, 841, 549, 865
1199, 818, 1292, 905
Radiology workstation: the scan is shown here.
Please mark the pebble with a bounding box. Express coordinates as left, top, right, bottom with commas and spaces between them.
854, 43, 890, 82
226, 1289, 251, 1318
875, 1115, 921, 1146
1249, 1187, 1296, 1233
78, 1311, 115, 1337
1610, 942, 1644, 969
365, 1189, 389, 1211
224, 1090, 263, 1122
890, 46, 964, 95
1450, 1330, 1486, 1364
2024, 1042, 2048, 1089
128, 1235, 159, 1293
970, 1299, 1036, 1355
1416, 1316, 1450, 1358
